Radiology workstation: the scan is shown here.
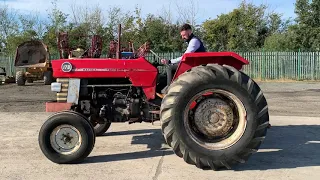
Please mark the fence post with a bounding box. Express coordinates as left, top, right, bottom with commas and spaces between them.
298, 48, 301, 80
312, 52, 315, 80
262, 48, 265, 80
315, 52, 318, 80
9, 56, 13, 77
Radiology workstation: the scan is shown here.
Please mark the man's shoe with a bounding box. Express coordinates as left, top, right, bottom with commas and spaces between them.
161, 85, 169, 94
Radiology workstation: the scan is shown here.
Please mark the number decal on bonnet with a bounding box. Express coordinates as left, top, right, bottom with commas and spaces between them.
61, 62, 73, 72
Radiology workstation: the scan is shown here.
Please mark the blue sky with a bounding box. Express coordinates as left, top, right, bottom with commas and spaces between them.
2, 0, 297, 24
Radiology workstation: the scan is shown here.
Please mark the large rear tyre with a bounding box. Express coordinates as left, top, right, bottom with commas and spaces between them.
160, 64, 269, 170
38, 111, 95, 164
16, 71, 25, 86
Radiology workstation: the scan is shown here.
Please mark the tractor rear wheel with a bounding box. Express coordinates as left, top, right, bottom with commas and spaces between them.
160, 64, 269, 170
38, 111, 95, 164
16, 71, 25, 86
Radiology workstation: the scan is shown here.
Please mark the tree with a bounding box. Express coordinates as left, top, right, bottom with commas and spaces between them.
175, 0, 200, 27
202, 1, 274, 51
0, 3, 19, 53
42, 0, 68, 54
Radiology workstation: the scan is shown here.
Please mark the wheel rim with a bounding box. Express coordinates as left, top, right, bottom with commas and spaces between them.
184, 89, 247, 150
50, 124, 82, 155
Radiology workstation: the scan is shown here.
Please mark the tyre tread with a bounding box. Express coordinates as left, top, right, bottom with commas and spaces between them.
160, 63, 269, 170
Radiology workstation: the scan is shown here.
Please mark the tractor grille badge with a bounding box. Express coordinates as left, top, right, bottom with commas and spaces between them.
61, 62, 73, 72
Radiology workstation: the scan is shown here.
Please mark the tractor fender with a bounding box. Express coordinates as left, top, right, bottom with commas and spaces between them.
173, 52, 249, 81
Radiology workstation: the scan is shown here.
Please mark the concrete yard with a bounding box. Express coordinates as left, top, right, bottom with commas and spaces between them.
1, 81, 320, 179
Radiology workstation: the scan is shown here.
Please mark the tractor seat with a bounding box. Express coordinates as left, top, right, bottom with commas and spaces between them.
121, 52, 135, 59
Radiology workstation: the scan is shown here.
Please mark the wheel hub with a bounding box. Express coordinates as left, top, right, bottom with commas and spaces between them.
184, 89, 247, 150
194, 98, 234, 138
50, 124, 82, 155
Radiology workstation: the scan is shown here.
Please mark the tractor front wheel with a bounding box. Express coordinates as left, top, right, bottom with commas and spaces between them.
38, 111, 95, 164
89, 115, 111, 136
160, 64, 269, 170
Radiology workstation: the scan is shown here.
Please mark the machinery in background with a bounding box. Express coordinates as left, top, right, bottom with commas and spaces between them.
14, 40, 53, 86
57, 32, 103, 59
0, 67, 6, 84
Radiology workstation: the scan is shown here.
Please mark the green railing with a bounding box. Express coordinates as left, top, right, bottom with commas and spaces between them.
1, 51, 320, 81
238, 51, 320, 80
0, 55, 14, 77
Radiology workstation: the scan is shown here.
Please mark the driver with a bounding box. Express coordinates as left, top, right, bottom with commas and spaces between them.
161, 23, 206, 87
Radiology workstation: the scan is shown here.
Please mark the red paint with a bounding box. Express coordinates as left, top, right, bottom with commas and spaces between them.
189, 93, 213, 110
203, 92, 213, 96
190, 101, 197, 109
46, 102, 72, 112
51, 52, 249, 100
51, 57, 158, 100
173, 52, 249, 81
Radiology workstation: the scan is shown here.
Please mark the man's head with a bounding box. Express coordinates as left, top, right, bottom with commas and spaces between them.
180, 23, 193, 40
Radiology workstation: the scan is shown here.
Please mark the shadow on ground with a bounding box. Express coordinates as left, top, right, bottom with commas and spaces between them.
233, 125, 320, 171
83, 125, 320, 171
83, 128, 173, 164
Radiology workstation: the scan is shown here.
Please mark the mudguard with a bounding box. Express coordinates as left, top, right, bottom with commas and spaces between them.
173, 52, 249, 80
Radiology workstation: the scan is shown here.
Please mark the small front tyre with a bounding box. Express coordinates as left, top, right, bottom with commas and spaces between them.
89, 114, 111, 136
38, 111, 95, 164
94, 122, 111, 136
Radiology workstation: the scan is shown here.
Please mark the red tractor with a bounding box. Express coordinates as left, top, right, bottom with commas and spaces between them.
38, 25, 269, 170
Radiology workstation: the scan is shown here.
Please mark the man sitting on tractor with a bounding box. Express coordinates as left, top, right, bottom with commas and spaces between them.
161, 23, 206, 89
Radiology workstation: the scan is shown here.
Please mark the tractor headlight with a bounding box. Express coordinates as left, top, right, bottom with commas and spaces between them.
51, 82, 62, 92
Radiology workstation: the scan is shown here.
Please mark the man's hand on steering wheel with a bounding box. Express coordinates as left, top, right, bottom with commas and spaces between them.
161, 59, 170, 64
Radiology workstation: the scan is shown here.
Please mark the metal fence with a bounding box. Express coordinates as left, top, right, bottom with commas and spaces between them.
0, 55, 14, 77
2, 51, 320, 81
238, 51, 320, 80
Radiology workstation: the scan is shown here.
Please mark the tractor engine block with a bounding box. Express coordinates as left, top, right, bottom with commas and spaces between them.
78, 84, 147, 123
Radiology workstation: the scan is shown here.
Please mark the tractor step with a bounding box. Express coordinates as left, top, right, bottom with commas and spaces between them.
46, 102, 72, 112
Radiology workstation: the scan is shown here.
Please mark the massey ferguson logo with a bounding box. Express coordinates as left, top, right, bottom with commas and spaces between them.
61, 62, 72, 72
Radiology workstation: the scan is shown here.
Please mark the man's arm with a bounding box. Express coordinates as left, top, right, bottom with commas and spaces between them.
169, 38, 200, 64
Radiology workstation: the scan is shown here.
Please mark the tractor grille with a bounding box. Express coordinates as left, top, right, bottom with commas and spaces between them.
56, 78, 69, 102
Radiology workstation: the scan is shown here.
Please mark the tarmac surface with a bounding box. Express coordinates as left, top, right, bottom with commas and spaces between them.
0, 113, 320, 180
0, 81, 320, 179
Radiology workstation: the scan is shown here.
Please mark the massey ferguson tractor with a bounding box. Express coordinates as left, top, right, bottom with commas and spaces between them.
38, 25, 269, 170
